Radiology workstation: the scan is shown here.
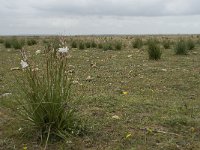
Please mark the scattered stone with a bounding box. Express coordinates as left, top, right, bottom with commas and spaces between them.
192, 52, 198, 55
161, 69, 167, 72
31, 68, 39, 71
35, 50, 41, 55
127, 55, 132, 58
0, 93, 12, 98
90, 62, 97, 68
112, 115, 120, 120
10, 67, 20, 71
86, 76, 94, 82
72, 80, 79, 84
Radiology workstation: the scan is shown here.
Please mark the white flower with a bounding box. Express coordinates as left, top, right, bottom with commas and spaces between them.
35, 50, 41, 55
20, 60, 29, 69
58, 47, 69, 53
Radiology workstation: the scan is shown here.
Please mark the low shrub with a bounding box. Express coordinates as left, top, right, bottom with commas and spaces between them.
0, 38, 4, 43
79, 42, 85, 50
148, 39, 162, 60
186, 39, 195, 50
12, 39, 24, 49
27, 39, 37, 46
162, 39, 171, 49
85, 42, 91, 48
174, 39, 188, 55
132, 38, 143, 49
98, 43, 103, 49
4, 39, 12, 48
114, 41, 122, 50
91, 41, 97, 48
103, 42, 113, 51
71, 41, 77, 48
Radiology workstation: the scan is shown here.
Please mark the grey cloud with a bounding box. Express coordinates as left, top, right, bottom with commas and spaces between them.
29, 0, 200, 17
0, 0, 200, 35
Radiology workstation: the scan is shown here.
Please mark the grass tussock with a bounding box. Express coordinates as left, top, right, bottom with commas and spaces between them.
162, 39, 171, 49
132, 38, 143, 49
174, 39, 188, 55
27, 39, 37, 46
147, 39, 162, 60
186, 39, 195, 50
15, 41, 85, 142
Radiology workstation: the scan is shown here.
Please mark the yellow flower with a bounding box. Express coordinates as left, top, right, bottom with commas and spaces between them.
126, 133, 132, 138
23, 144, 27, 150
123, 91, 128, 95
190, 127, 195, 132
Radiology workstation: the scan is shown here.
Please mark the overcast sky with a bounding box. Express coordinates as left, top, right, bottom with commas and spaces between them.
0, 0, 200, 35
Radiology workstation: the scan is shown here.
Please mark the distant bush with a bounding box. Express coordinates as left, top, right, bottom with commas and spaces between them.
162, 39, 171, 49
103, 42, 113, 51
43, 39, 49, 44
98, 43, 103, 49
132, 38, 143, 49
4, 39, 12, 48
148, 39, 162, 60
71, 41, 77, 48
85, 42, 91, 48
79, 42, 85, 50
27, 39, 37, 46
174, 39, 188, 55
186, 39, 195, 50
11, 39, 25, 49
91, 41, 97, 48
114, 41, 122, 50
0, 38, 4, 43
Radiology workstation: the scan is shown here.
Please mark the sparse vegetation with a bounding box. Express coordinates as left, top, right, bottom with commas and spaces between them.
98, 43, 103, 49
4, 39, 12, 48
27, 39, 37, 46
1, 35, 200, 150
132, 38, 143, 49
12, 39, 24, 49
162, 39, 171, 49
114, 41, 122, 50
0, 38, 4, 43
103, 42, 113, 51
147, 39, 162, 60
85, 41, 91, 48
174, 39, 188, 55
186, 38, 195, 50
91, 41, 97, 48
79, 41, 85, 50
71, 40, 78, 48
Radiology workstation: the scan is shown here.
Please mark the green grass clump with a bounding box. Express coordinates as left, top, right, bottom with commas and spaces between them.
79, 42, 85, 50
162, 39, 171, 49
114, 41, 122, 50
85, 42, 91, 48
0, 38, 4, 43
16, 47, 85, 141
174, 39, 188, 55
27, 39, 37, 46
71, 41, 78, 48
186, 39, 195, 50
4, 39, 12, 48
103, 42, 113, 51
132, 38, 143, 49
98, 43, 103, 49
148, 39, 162, 60
91, 41, 97, 48
12, 39, 24, 50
